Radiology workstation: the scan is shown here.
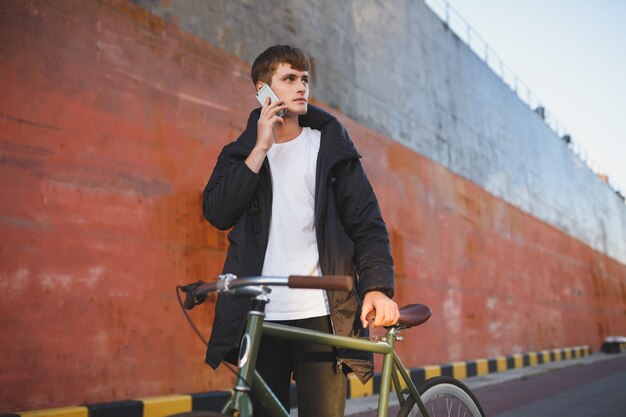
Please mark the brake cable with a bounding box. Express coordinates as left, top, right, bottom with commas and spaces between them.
175, 286, 251, 385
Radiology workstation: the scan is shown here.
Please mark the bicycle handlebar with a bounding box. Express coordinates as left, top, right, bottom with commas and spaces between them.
288, 275, 353, 290
181, 275, 353, 310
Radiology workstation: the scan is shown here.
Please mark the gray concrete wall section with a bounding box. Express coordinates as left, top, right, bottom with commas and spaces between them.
134, 0, 626, 264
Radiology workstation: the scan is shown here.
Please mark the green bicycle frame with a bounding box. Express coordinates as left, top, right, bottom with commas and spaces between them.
220, 305, 431, 417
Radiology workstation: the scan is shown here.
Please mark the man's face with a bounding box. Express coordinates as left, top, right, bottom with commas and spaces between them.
260, 63, 309, 116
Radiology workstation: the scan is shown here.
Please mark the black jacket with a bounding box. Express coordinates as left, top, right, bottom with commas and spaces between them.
202, 105, 394, 383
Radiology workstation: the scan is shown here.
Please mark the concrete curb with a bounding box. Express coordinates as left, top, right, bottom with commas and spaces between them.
2, 345, 591, 417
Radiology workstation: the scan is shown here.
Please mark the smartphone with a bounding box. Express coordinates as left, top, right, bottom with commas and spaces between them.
255, 84, 287, 117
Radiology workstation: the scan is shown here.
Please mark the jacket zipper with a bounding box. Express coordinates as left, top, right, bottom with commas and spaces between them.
257, 158, 272, 263
317, 154, 359, 359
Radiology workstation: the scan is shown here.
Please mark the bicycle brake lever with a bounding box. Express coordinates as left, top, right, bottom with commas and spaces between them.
181, 281, 207, 310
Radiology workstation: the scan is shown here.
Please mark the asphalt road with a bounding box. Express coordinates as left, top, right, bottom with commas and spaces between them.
339, 352, 626, 417
472, 354, 626, 417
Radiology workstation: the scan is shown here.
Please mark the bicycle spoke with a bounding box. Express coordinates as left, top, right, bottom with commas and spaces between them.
397, 377, 484, 417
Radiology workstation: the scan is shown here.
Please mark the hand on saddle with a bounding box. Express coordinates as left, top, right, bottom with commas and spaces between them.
360, 290, 400, 328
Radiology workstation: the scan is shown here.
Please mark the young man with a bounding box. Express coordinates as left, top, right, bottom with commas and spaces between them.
203, 45, 398, 417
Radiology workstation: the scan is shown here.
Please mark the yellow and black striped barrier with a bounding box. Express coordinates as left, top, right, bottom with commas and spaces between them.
0, 393, 232, 417
2, 345, 592, 417
346, 345, 592, 398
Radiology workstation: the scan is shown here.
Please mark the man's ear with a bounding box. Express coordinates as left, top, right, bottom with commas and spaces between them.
255, 81, 265, 92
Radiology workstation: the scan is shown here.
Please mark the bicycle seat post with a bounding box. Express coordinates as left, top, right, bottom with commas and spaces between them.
377, 326, 401, 416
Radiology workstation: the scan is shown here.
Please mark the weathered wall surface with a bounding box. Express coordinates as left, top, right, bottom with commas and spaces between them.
136, 0, 626, 264
1, 0, 625, 412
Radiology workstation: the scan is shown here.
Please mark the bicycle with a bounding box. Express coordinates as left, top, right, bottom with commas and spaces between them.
179, 274, 485, 417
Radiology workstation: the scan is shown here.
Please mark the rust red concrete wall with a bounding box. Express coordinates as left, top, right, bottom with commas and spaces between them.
1, 0, 625, 412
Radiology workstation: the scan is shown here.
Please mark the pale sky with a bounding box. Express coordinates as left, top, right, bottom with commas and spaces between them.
432, 0, 626, 196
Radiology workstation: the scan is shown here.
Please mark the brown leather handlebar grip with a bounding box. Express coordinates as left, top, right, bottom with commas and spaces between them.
288, 275, 353, 291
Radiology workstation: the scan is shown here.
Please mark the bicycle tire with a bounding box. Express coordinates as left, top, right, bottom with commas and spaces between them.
397, 376, 485, 417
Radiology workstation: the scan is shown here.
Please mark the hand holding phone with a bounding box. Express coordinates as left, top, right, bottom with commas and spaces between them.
255, 84, 287, 118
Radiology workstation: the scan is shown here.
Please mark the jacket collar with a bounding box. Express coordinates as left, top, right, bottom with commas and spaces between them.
230, 104, 360, 165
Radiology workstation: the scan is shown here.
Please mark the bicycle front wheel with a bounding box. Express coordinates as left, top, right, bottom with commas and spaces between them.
397, 376, 485, 417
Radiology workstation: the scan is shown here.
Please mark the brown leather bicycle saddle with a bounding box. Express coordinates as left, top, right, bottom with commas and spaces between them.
397, 304, 432, 329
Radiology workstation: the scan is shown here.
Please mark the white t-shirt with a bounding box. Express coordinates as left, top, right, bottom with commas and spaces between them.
262, 127, 330, 320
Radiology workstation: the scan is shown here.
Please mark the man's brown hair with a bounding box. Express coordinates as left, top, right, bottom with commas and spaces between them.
251, 45, 311, 86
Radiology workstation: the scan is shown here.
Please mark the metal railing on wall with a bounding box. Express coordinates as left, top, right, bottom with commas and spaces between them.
424, 0, 625, 202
